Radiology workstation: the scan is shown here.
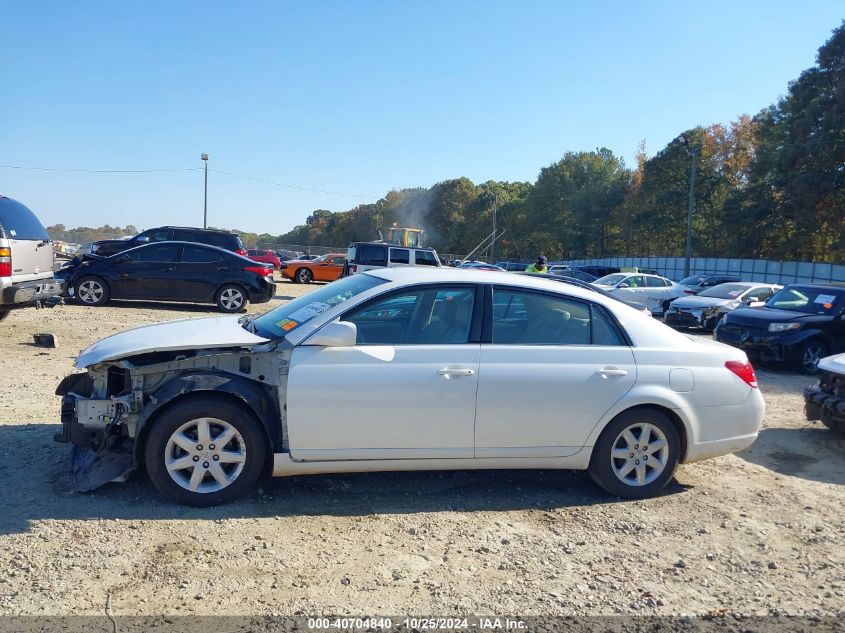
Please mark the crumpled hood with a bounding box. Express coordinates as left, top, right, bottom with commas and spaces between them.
76, 316, 270, 368
671, 296, 735, 310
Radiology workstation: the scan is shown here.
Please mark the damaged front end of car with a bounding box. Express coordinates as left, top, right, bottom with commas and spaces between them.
55, 340, 289, 492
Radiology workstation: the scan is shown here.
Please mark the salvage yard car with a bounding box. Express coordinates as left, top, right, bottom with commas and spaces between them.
664, 282, 781, 330
281, 252, 347, 284
0, 195, 64, 323
57, 241, 275, 312
715, 284, 845, 374
593, 272, 681, 316
804, 353, 845, 433
55, 268, 765, 506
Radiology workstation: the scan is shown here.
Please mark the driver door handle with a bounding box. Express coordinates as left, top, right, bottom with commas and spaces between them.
438, 367, 475, 378
595, 367, 628, 378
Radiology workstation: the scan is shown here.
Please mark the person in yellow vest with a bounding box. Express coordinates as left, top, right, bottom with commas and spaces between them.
525, 256, 548, 273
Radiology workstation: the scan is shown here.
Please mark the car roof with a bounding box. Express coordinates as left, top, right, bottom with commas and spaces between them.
108, 240, 243, 258
785, 282, 845, 289
350, 241, 436, 251
366, 267, 608, 301
154, 226, 238, 234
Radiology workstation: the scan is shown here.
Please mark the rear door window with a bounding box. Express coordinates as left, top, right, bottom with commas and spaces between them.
356, 244, 387, 266
0, 198, 49, 240
182, 245, 224, 263
390, 248, 410, 264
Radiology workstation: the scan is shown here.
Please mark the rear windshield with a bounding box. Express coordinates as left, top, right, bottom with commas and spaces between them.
766, 287, 844, 315
698, 283, 750, 299
0, 197, 49, 240
252, 274, 386, 338
679, 275, 707, 285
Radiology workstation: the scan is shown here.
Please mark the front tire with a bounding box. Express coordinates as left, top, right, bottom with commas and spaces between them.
75, 276, 110, 306
144, 396, 268, 506
795, 340, 828, 375
215, 284, 247, 313
295, 268, 313, 284
589, 408, 681, 499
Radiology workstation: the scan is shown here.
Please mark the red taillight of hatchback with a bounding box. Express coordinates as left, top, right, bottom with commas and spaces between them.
725, 360, 758, 388
244, 265, 273, 277
236, 248, 248, 257
684, 289, 696, 295
0, 247, 11, 277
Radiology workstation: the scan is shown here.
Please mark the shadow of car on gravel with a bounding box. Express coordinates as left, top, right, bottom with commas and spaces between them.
736, 426, 845, 486
0, 424, 688, 535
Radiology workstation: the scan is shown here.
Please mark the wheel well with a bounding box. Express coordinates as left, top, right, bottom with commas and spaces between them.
295, 267, 310, 277
134, 391, 274, 474
606, 404, 688, 461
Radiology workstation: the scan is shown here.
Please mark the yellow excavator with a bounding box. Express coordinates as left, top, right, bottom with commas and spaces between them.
385, 226, 425, 248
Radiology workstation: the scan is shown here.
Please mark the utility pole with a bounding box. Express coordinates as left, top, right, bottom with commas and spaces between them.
201, 153, 209, 228
680, 136, 698, 278
485, 184, 498, 261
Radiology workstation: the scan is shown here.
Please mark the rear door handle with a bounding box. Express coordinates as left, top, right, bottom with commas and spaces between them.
437, 367, 475, 378
595, 367, 628, 378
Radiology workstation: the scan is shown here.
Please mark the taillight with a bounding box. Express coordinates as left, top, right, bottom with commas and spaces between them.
684, 289, 696, 295
245, 266, 273, 276
0, 247, 11, 277
236, 249, 248, 257
725, 360, 758, 388
349, 264, 357, 273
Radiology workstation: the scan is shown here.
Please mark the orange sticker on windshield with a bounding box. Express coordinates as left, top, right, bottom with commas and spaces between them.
276, 319, 298, 331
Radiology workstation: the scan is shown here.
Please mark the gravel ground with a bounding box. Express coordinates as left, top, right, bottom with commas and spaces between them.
0, 278, 843, 618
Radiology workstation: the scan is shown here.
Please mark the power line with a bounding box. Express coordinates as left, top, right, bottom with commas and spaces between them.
209, 169, 380, 199
0, 163, 382, 199
0, 164, 202, 173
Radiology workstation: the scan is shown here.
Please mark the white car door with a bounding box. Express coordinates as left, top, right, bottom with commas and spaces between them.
475, 287, 636, 458
286, 285, 480, 461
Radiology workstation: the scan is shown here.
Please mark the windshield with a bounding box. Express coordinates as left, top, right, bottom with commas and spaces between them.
698, 283, 749, 299
766, 287, 844, 315
252, 274, 385, 337
595, 273, 626, 286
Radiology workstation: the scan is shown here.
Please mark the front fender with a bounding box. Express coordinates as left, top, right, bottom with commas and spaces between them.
133, 371, 283, 463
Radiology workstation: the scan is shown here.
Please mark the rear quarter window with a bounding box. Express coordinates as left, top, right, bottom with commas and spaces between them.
356, 244, 387, 266
0, 197, 49, 240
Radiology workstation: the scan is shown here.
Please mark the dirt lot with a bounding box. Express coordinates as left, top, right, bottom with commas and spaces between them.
0, 279, 843, 618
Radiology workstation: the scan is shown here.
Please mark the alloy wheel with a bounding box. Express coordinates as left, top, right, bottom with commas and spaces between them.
164, 417, 247, 493
219, 287, 245, 311
610, 422, 670, 487
78, 280, 104, 304
802, 343, 825, 373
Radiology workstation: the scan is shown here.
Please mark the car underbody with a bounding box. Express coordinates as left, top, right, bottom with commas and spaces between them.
55, 342, 291, 491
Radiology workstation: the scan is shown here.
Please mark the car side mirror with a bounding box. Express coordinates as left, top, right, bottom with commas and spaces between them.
304, 321, 357, 347
618, 282, 629, 289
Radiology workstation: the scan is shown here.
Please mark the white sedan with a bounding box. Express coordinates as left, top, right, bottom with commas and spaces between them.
594, 272, 684, 315
56, 268, 765, 506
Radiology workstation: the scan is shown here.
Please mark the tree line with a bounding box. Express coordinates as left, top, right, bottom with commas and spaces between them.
50, 23, 844, 263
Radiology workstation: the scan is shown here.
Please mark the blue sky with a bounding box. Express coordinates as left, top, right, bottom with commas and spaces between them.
1, 1, 842, 235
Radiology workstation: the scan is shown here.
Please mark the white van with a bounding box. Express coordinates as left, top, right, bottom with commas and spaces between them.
345, 241, 442, 275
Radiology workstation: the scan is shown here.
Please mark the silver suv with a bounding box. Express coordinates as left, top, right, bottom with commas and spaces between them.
0, 195, 63, 322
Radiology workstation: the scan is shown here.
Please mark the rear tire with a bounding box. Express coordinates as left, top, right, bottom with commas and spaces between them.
75, 276, 110, 306
295, 268, 313, 284
144, 395, 268, 506
589, 408, 681, 499
215, 284, 247, 313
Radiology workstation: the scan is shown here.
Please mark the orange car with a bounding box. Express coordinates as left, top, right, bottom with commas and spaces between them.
281, 253, 347, 284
